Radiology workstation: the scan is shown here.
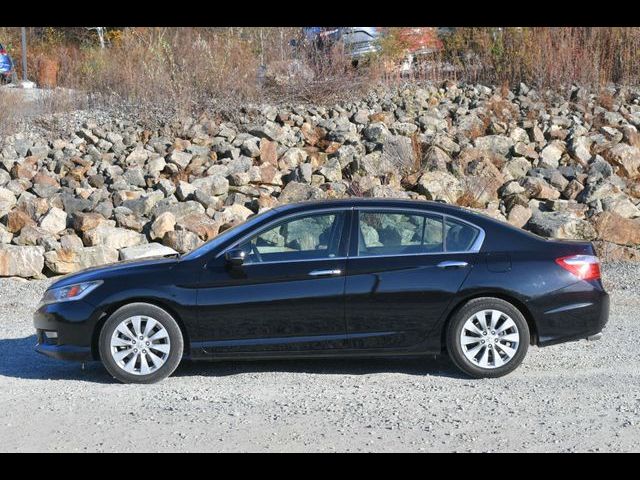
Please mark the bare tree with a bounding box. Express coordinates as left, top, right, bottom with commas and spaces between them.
86, 27, 106, 48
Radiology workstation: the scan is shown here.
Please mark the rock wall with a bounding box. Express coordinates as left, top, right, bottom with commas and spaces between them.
1, 81, 639, 277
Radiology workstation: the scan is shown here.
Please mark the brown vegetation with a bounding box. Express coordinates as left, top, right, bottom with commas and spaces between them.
2, 27, 640, 121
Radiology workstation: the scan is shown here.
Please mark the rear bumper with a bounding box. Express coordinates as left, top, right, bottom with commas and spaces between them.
530, 281, 609, 347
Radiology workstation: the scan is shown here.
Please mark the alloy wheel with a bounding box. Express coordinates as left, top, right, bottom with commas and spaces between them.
109, 315, 171, 376
459, 309, 520, 369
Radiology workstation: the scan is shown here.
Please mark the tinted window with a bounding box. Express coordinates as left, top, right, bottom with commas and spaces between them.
445, 217, 480, 252
239, 212, 344, 263
358, 211, 443, 256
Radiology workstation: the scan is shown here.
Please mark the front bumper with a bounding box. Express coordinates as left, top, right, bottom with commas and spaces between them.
35, 342, 92, 362
33, 299, 101, 362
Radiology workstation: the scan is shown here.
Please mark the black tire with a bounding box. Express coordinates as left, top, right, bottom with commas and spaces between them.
98, 303, 184, 384
446, 297, 529, 379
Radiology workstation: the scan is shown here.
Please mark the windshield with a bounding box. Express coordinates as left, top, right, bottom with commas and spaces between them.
181, 207, 281, 261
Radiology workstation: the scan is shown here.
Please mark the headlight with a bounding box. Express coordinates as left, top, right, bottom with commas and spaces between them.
39, 280, 103, 306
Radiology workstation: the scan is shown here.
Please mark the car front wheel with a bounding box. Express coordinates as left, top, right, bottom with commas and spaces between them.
446, 297, 529, 378
98, 303, 184, 384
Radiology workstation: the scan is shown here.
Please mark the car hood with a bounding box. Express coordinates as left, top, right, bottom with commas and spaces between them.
48, 256, 181, 290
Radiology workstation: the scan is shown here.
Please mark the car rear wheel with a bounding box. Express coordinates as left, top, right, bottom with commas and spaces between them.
98, 303, 184, 384
446, 298, 529, 378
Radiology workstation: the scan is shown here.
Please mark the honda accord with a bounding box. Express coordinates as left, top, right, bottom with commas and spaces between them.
33, 199, 609, 383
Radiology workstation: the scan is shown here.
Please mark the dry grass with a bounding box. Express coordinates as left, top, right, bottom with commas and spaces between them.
2, 27, 640, 125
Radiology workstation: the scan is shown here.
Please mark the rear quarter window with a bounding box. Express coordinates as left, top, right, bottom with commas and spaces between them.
445, 217, 480, 252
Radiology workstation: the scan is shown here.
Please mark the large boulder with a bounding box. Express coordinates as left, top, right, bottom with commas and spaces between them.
278, 182, 325, 203
162, 230, 203, 254
604, 144, 640, 178
0, 245, 44, 278
176, 213, 220, 241
44, 245, 119, 274
379, 135, 417, 174
527, 210, 597, 240
83, 225, 147, 250
39, 207, 68, 235
473, 135, 513, 157
150, 211, 176, 241
191, 175, 229, 196
0, 187, 17, 218
593, 212, 640, 246
416, 171, 463, 203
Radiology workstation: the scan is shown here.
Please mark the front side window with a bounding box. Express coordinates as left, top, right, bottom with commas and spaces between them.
238, 212, 345, 263
358, 211, 444, 256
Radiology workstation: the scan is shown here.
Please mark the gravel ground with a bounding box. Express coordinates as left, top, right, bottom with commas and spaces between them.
0, 263, 638, 452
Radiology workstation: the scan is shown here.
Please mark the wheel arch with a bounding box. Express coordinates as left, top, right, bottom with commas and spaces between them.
440, 292, 538, 350
91, 298, 191, 361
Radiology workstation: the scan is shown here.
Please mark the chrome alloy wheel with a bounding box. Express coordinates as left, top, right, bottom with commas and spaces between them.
459, 309, 520, 369
109, 316, 171, 375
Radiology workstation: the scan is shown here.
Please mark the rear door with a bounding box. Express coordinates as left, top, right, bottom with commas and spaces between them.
344, 209, 482, 350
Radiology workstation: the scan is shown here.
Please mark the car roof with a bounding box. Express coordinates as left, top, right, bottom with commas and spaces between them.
273, 197, 481, 217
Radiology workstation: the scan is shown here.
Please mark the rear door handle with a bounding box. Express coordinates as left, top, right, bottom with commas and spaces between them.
308, 269, 342, 277
437, 261, 468, 269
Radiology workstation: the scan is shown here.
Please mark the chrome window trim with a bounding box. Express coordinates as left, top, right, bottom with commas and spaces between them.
216, 207, 352, 261
215, 205, 485, 265
241, 256, 349, 267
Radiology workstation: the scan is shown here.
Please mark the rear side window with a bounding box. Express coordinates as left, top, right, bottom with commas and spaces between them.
358, 211, 444, 256
445, 217, 480, 252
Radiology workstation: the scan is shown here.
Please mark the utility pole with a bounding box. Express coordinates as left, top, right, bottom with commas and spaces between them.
21, 27, 27, 81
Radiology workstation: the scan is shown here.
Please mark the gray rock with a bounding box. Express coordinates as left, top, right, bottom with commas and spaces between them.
191, 175, 229, 196
527, 210, 596, 240
539, 142, 564, 169
474, 135, 513, 157
168, 151, 193, 169
38, 207, 68, 235
379, 135, 417, 174
416, 171, 463, 203
83, 225, 147, 250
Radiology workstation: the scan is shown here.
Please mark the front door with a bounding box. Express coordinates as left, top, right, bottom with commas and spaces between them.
196, 209, 350, 355
345, 209, 479, 350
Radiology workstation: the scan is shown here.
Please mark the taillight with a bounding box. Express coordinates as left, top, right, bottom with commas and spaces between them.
555, 255, 601, 281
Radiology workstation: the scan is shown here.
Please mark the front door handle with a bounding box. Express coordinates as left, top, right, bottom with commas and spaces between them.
308, 269, 342, 277
437, 261, 469, 269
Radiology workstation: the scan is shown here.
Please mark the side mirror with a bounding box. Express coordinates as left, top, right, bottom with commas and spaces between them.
225, 248, 246, 267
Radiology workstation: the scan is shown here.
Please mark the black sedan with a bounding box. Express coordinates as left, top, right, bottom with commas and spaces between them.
33, 199, 609, 383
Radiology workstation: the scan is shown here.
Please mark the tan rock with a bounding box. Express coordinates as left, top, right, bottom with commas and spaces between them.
593, 212, 640, 246
44, 245, 118, 275
72, 212, 112, 233
507, 204, 532, 228
0, 245, 44, 278
150, 212, 176, 241
6, 210, 35, 234
259, 138, 278, 166
177, 213, 220, 241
